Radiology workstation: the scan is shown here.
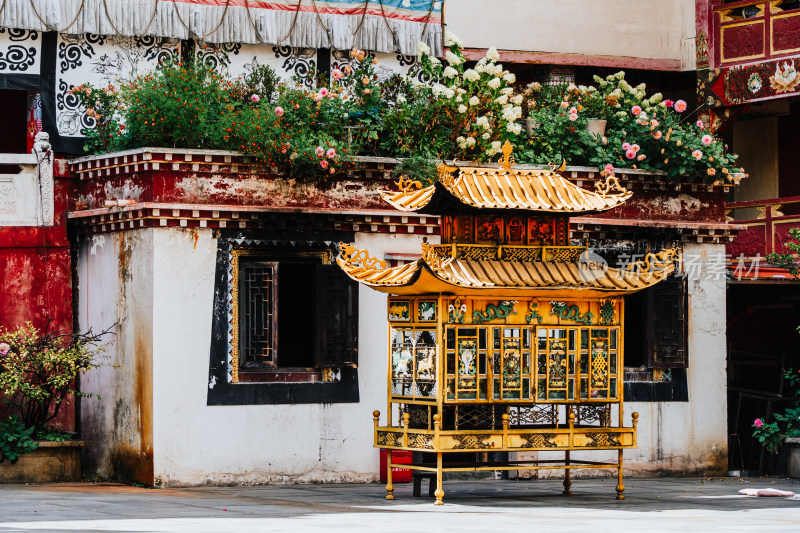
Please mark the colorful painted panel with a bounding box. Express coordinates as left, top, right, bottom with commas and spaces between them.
388, 300, 411, 321
417, 300, 436, 322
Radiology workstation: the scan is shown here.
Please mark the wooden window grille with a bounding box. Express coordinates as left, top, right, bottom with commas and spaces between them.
239, 260, 278, 368
646, 277, 688, 368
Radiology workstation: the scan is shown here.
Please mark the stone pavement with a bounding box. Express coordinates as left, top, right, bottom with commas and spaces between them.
0, 477, 799, 532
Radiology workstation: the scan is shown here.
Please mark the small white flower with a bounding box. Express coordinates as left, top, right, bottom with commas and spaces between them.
476, 116, 490, 129
510, 94, 523, 105
465, 136, 476, 147
455, 95, 463, 102
486, 47, 500, 62
456, 88, 467, 95
503, 73, 516, 84
397, 95, 406, 104
567, 83, 577, 92
443, 66, 458, 78
445, 50, 462, 66
482, 132, 490, 140
417, 42, 430, 56
469, 96, 480, 106
444, 31, 463, 48
443, 87, 455, 99
506, 122, 522, 135
488, 77, 501, 89
458, 104, 467, 113
495, 94, 509, 105
463, 69, 480, 82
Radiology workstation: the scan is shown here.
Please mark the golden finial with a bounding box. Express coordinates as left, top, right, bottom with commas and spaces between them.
395, 175, 422, 194
499, 140, 515, 170
549, 158, 567, 172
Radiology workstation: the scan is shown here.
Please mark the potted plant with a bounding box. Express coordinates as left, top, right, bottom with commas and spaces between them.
0, 322, 112, 482
752, 368, 800, 477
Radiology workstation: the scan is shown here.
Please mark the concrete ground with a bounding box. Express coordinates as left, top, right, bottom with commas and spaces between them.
0, 477, 799, 532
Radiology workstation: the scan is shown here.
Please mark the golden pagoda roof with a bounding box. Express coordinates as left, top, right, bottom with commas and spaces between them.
381, 142, 632, 215
337, 243, 677, 298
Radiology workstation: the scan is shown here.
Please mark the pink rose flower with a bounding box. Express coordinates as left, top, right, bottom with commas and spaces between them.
653, 131, 663, 139
674, 99, 687, 112
0, 342, 9, 355
331, 69, 343, 80
275, 106, 284, 117
664, 99, 674, 108
702, 134, 713, 145
320, 159, 329, 169
625, 149, 636, 160
560, 101, 569, 109
315, 146, 325, 157
250, 94, 260, 103
754, 418, 763, 428
568, 113, 578, 121
326, 148, 336, 159
319, 87, 329, 97
622, 142, 631, 150
692, 149, 703, 160
696, 120, 704, 129
631, 144, 640, 153
569, 107, 577, 114
631, 105, 642, 116
603, 163, 614, 173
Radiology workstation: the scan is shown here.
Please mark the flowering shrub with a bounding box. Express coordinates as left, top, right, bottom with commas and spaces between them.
70, 35, 744, 184
0, 323, 112, 435
752, 369, 800, 453
522, 72, 745, 183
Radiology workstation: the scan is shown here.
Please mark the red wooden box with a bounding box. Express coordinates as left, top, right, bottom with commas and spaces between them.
379, 448, 412, 483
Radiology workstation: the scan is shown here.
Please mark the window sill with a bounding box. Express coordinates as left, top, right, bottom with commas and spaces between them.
238, 369, 323, 383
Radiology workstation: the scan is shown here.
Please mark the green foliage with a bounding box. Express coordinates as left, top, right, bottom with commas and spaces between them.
0, 415, 38, 464
392, 155, 438, 187
70, 34, 745, 185
752, 368, 800, 453
767, 227, 800, 280
0, 322, 112, 434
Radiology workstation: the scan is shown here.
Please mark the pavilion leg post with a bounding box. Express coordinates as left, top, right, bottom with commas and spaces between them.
562, 450, 572, 495
616, 449, 625, 500
385, 449, 395, 500
434, 452, 444, 505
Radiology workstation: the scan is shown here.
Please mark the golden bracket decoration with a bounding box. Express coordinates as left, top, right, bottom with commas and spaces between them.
548, 159, 567, 172
338, 242, 386, 269
594, 174, 628, 198
625, 248, 679, 273
395, 175, 423, 194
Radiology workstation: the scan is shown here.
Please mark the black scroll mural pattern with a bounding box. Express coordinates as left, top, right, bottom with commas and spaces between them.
196, 42, 242, 70
0, 29, 39, 72
56, 35, 180, 137
273, 46, 316, 88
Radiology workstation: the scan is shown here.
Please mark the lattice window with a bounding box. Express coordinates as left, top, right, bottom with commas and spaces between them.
647, 277, 687, 368
239, 261, 278, 367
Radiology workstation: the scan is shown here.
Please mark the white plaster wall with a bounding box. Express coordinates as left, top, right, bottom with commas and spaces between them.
79, 230, 154, 479
150, 228, 437, 486
446, 0, 694, 64
538, 243, 729, 477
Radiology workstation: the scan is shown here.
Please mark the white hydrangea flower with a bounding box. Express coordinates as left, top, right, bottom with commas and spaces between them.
500, 87, 513, 96
488, 77, 501, 89
506, 122, 522, 135
429, 56, 441, 65
444, 31, 463, 47
456, 88, 467, 95
458, 104, 467, 113
482, 132, 491, 140
469, 95, 480, 106
417, 42, 430, 56
463, 69, 479, 82
465, 136, 476, 147
503, 73, 516, 84
443, 66, 458, 78
491, 64, 504, 76
510, 94, 523, 105
476, 116, 490, 129
455, 95, 463, 102
445, 50, 462, 66
501, 108, 517, 122
649, 92, 663, 104
513, 105, 522, 117
487, 140, 502, 156
495, 94, 509, 105
442, 87, 455, 99
486, 47, 500, 62
474, 62, 485, 74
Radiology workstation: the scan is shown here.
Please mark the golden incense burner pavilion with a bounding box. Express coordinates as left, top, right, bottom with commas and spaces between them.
337, 143, 678, 504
